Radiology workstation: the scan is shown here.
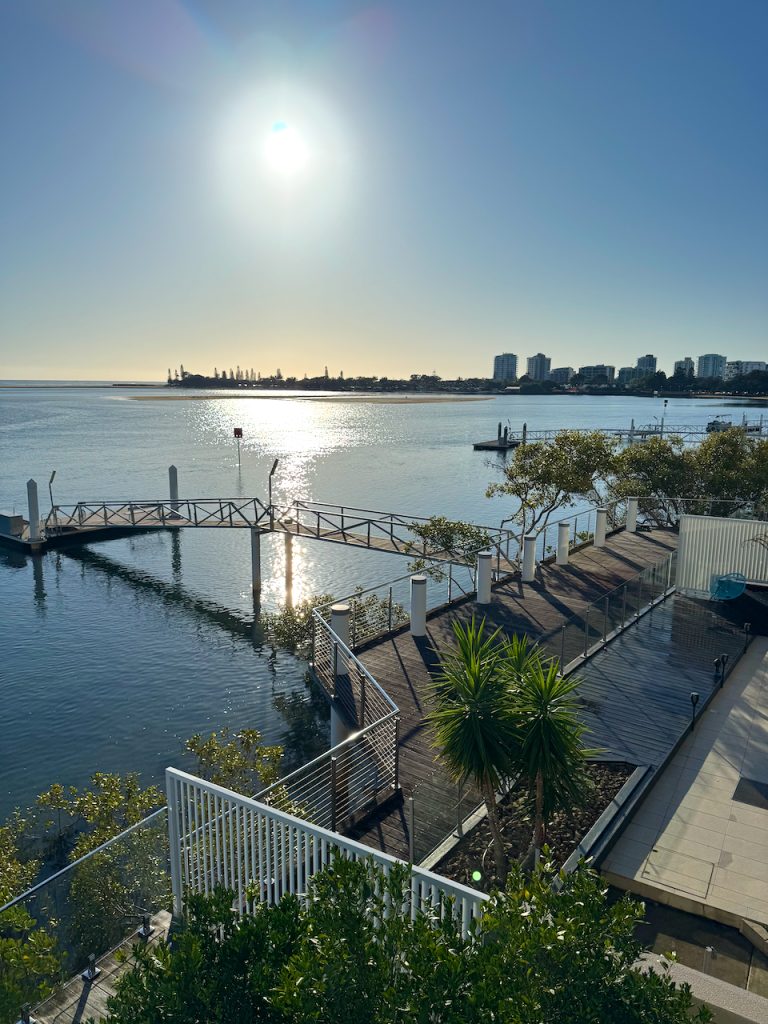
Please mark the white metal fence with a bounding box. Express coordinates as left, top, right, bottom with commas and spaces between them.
677, 514, 768, 595
166, 768, 485, 937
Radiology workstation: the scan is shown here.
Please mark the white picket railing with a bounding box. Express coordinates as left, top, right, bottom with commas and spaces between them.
166, 767, 486, 937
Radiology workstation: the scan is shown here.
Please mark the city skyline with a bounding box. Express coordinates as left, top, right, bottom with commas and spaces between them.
2, 2, 767, 380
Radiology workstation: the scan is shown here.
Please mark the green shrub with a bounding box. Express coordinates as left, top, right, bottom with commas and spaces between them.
105, 856, 710, 1024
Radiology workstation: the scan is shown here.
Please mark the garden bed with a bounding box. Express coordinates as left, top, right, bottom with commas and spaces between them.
436, 761, 635, 890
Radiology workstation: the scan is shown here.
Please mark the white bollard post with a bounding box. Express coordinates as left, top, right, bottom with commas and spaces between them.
284, 533, 293, 598
329, 603, 352, 750
626, 497, 638, 534
168, 465, 179, 511
595, 508, 608, 548
557, 521, 570, 565
410, 575, 427, 636
250, 528, 261, 591
330, 604, 350, 670
27, 479, 40, 542
522, 535, 537, 582
476, 551, 492, 604
330, 703, 352, 748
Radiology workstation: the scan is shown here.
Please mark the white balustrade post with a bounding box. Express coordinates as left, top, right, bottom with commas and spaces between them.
168, 465, 179, 510
626, 497, 638, 534
595, 508, 608, 548
27, 479, 40, 542
476, 551, 492, 604
522, 535, 537, 582
250, 528, 261, 592
557, 521, 570, 565
410, 575, 427, 636
165, 772, 183, 919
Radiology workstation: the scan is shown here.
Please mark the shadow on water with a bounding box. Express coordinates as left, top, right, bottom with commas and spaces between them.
3, 539, 329, 775
1, 545, 48, 610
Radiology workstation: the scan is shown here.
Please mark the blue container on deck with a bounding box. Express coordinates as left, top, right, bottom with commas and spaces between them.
710, 572, 747, 600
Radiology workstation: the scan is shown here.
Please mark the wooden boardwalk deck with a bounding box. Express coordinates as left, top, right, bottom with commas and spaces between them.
348, 529, 681, 860
34, 912, 171, 1024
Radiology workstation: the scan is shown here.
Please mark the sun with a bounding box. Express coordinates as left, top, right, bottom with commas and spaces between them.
263, 121, 309, 178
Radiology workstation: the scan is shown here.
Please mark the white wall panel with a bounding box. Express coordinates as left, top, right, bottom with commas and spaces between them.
677, 515, 768, 595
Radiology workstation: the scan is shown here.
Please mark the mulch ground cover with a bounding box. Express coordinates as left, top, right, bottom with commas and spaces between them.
436, 761, 635, 890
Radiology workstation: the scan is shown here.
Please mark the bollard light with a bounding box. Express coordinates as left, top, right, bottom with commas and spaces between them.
81, 952, 101, 983
689, 691, 700, 733
713, 657, 721, 685
137, 914, 154, 940
16, 1004, 37, 1024
720, 654, 729, 687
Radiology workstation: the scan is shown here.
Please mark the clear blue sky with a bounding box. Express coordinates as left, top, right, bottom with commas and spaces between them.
1, 0, 766, 380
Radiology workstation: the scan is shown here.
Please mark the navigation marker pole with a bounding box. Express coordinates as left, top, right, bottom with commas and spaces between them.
233, 427, 243, 466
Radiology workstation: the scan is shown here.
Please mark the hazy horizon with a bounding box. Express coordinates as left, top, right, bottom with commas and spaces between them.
2, 1, 766, 380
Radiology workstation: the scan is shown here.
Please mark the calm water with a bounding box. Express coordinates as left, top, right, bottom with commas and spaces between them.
0, 386, 758, 818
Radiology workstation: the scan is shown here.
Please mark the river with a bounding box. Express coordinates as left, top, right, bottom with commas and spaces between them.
0, 386, 758, 817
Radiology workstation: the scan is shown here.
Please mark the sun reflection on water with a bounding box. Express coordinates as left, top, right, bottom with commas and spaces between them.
186, 395, 378, 506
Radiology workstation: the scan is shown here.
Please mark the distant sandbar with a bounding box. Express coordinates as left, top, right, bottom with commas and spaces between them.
131, 393, 493, 405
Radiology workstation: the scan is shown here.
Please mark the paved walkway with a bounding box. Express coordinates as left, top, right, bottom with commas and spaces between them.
603, 639, 768, 928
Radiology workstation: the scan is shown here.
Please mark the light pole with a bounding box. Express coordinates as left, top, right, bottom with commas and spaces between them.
48, 470, 57, 530
268, 459, 279, 529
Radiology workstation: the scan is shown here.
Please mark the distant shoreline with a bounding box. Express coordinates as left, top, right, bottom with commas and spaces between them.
3, 383, 768, 402
130, 393, 494, 404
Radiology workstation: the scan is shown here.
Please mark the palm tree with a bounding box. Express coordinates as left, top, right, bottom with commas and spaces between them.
427, 618, 517, 882
505, 657, 594, 862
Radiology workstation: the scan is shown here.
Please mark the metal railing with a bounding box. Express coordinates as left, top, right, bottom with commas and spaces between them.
166, 768, 485, 938
0, 809, 170, 1011
408, 766, 485, 864
634, 495, 768, 527
45, 497, 273, 535
316, 562, 480, 652
555, 551, 677, 672
532, 498, 628, 562
254, 612, 400, 832
43, 495, 519, 570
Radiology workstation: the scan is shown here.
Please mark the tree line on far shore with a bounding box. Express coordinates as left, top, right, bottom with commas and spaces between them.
164, 364, 768, 396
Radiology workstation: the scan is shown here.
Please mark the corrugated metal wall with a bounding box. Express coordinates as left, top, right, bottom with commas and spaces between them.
677, 515, 768, 595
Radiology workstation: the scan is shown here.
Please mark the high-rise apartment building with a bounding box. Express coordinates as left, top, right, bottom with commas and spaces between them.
724, 360, 766, 380
635, 354, 657, 377
617, 367, 637, 386
579, 364, 615, 384
526, 353, 551, 381
549, 366, 575, 384
492, 353, 518, 381
697, 353, 727, 379
673, 357, 695, 377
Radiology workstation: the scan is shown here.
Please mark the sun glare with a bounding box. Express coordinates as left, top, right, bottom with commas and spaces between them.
216, 84, 354, 232
264, 121, 309, 178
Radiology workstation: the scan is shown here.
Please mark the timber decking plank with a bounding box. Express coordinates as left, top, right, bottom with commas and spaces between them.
343, 530, 747, 863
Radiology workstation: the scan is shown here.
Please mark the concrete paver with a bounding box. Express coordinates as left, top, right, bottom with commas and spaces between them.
603, 639, 768, 929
